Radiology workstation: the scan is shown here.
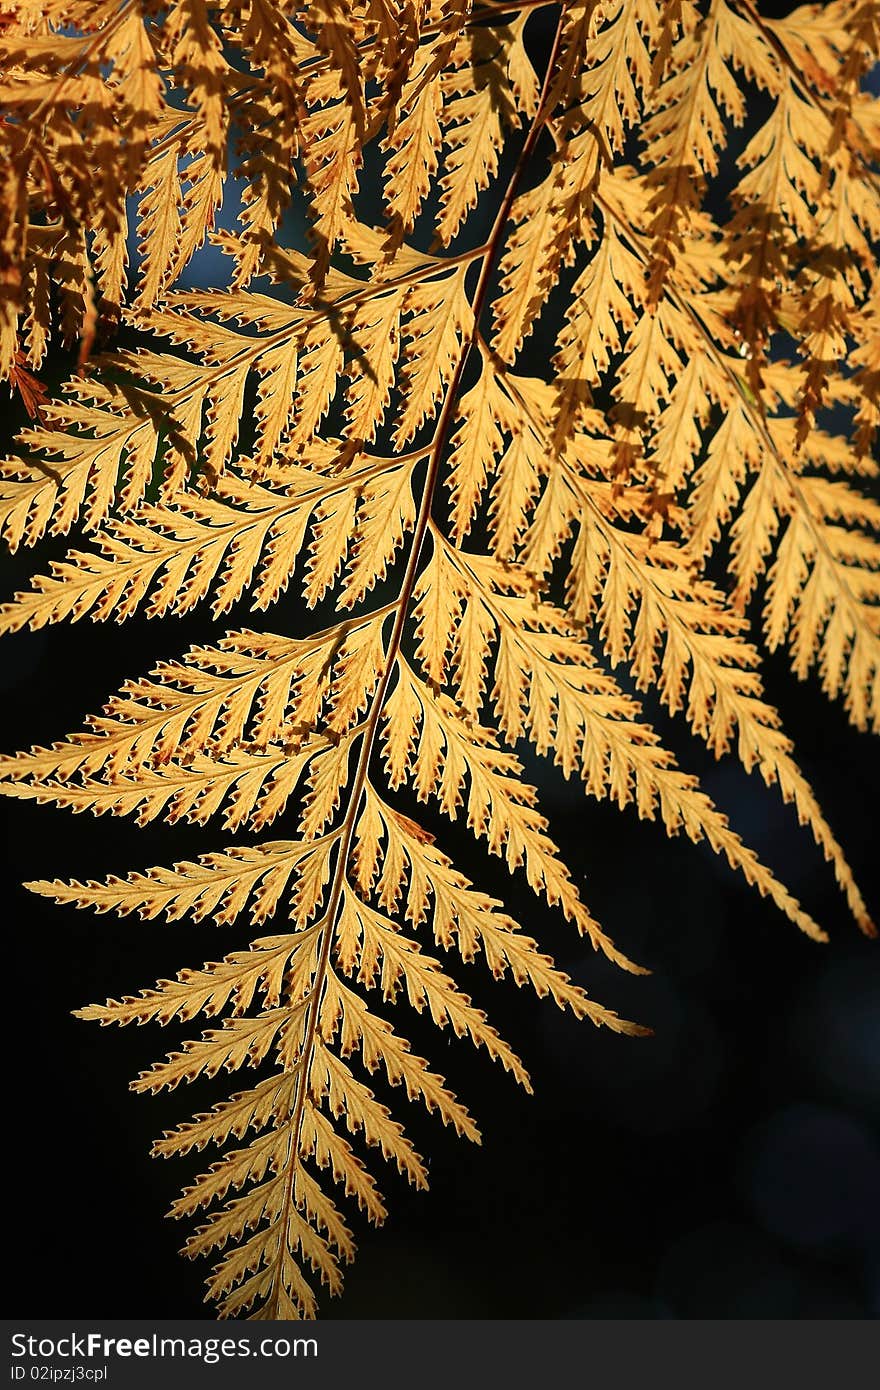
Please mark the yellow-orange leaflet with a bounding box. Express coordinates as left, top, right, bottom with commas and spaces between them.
0, 0, 877, 1321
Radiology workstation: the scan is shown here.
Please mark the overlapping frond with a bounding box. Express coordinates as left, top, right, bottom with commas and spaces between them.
1, 0, 877, 1321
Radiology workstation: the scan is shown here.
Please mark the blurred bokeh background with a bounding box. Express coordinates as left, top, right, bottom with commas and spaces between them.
2, 0, 878, 1319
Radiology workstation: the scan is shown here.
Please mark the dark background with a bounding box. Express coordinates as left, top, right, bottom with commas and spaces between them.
2, 0, 879, 1321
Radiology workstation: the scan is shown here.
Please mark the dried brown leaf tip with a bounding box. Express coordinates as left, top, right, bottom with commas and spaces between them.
1, 0, 877, 1318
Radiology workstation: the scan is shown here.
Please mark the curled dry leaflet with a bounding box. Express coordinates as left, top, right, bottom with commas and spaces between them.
0, 0, 878, 1319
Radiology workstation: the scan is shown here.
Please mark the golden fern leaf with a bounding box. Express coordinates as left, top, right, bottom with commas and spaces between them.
468, 351, 874, 934
1, 0, 877, 1321
580, 155, 880, 738
641, 0, 782, 294
382, 31, 447, 239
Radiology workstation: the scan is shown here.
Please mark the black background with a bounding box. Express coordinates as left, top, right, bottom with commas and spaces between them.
2, 0, 879, 1321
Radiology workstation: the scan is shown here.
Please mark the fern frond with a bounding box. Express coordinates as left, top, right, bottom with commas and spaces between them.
2, 0, 876, 1322
27, 836, 338, 926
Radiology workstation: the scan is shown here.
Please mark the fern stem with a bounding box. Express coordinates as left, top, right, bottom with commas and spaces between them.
261, 7, 568, 1317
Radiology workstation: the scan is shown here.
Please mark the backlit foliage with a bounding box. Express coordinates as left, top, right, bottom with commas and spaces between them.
1, 0, 878, 1319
